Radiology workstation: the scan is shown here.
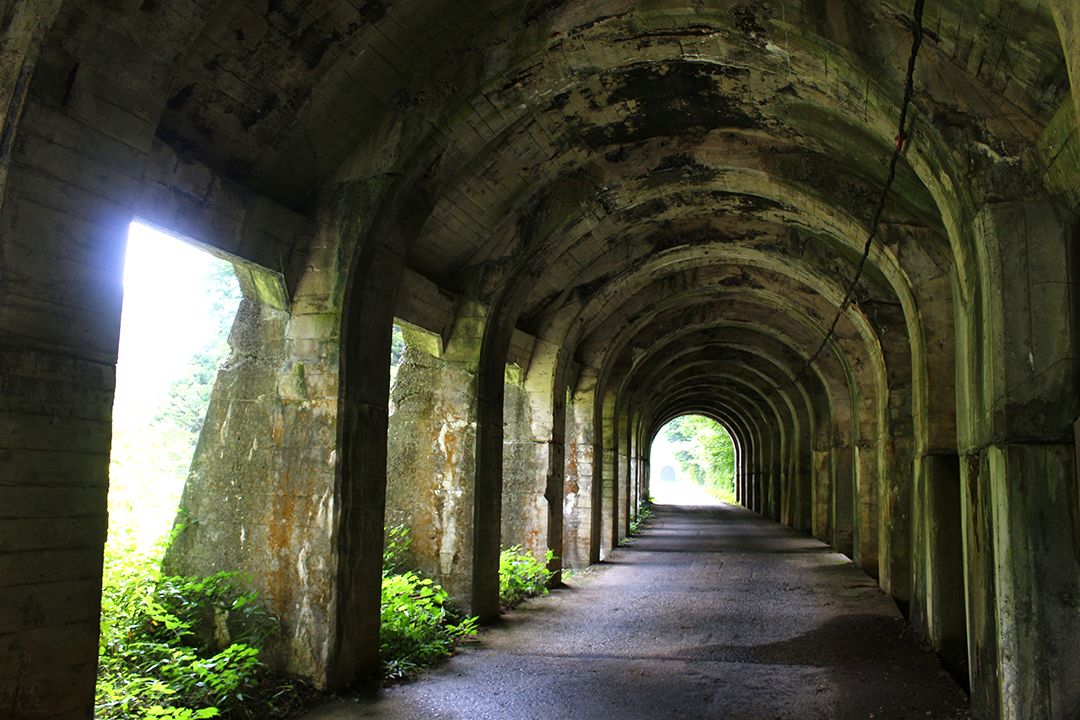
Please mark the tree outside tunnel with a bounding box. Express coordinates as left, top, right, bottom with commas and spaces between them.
651, 415, 736, 506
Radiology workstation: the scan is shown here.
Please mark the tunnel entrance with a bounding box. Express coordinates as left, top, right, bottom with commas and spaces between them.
650, 415, 735, 506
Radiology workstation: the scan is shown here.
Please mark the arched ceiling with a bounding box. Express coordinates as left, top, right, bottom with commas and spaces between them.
148, 0, 1071, 440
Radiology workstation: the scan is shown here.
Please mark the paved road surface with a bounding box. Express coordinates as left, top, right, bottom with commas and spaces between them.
307, 504, 969, 720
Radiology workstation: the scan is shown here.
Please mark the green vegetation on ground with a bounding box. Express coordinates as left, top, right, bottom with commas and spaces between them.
96, 532, 311, 719
662, 415, 737, 503
380, 526, 478, 680
498, 547, 555, 609
629, 497, 654, 535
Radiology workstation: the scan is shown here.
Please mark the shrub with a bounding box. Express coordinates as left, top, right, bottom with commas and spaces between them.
382, 523, 412, 577
499, 546, 554, 610
629, 497, 654, 535
380, 525, 478, 680
380, 572, 478, 679
96, 536, 309, 719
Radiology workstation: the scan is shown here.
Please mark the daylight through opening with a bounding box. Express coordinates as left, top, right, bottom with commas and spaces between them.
650, 415, 736, 507
106, 221, 241, 557
98, 221, 243, 714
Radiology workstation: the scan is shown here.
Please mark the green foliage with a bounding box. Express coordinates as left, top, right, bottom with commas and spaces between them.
382, 524, 412, 577
156, 263, 242, 440
380, 573, 479, 680
629, 497, 654, 535
96, 535, 307, 720
499, 546, 554, 609
662, 415, 737, 503
380, 526, 478, 680
390, 324, 406, 369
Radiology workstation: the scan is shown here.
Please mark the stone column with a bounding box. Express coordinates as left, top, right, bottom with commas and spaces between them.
959, 202, 1080, 720
385, 319, 480, 607
564, 372, 597, 567
501, 363, 548, 561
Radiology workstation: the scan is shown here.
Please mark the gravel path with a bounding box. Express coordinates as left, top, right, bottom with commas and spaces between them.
307, 503, 970, 720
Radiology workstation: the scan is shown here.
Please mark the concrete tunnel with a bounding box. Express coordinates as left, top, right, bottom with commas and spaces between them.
3, 0, 1080, 718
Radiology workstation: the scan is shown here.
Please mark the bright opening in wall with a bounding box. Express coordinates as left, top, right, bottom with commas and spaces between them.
651, 415, 735, 506
106, 221, 241, 557
389, 321, 404, 395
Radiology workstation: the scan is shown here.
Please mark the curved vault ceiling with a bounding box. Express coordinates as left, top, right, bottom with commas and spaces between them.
153, 0, 1069, 433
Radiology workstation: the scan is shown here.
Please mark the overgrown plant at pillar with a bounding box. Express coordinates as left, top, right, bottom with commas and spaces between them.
95, 531, 312, 719
380, 525, 478, 680
498, 546, 555, 610
629, 497, 654, 535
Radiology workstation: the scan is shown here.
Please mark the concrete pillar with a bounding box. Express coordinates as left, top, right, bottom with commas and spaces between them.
795, 436, 813, 533
853, 443, 880, 578
164, 293, 342, 680
768, 430, 783, 522
811, 447, 832, 543
385, 322, 479, 606
958, 202, 1080, 720
910, 452, 967, 681
831, 444, 855, 556
564, 373, 597, 567
501, 363, 548, 561
618, 412, 631, 540
879, 425, 915, 613
599, 391, 617, 558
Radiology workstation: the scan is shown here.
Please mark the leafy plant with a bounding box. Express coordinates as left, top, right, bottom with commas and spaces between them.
380, 572, 478, 679
499, 546, 554, 610
383, 524, 412, 577
629, 497, 654, 535
95, 535, 308, 719
380, 526, 478, 680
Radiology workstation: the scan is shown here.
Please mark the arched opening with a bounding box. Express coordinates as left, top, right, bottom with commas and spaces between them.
650, 415, 736, 507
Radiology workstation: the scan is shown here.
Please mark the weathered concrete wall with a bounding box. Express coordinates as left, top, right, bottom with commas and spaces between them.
163, 291, 341, 681
564, 376, 596, 568
385, 336, 477, 605
0, 7, 159, 713
501, 364, 547, 561
956, 201, 1080, 720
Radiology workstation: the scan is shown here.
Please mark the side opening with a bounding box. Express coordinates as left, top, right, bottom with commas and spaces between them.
99, 221, 246, 717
